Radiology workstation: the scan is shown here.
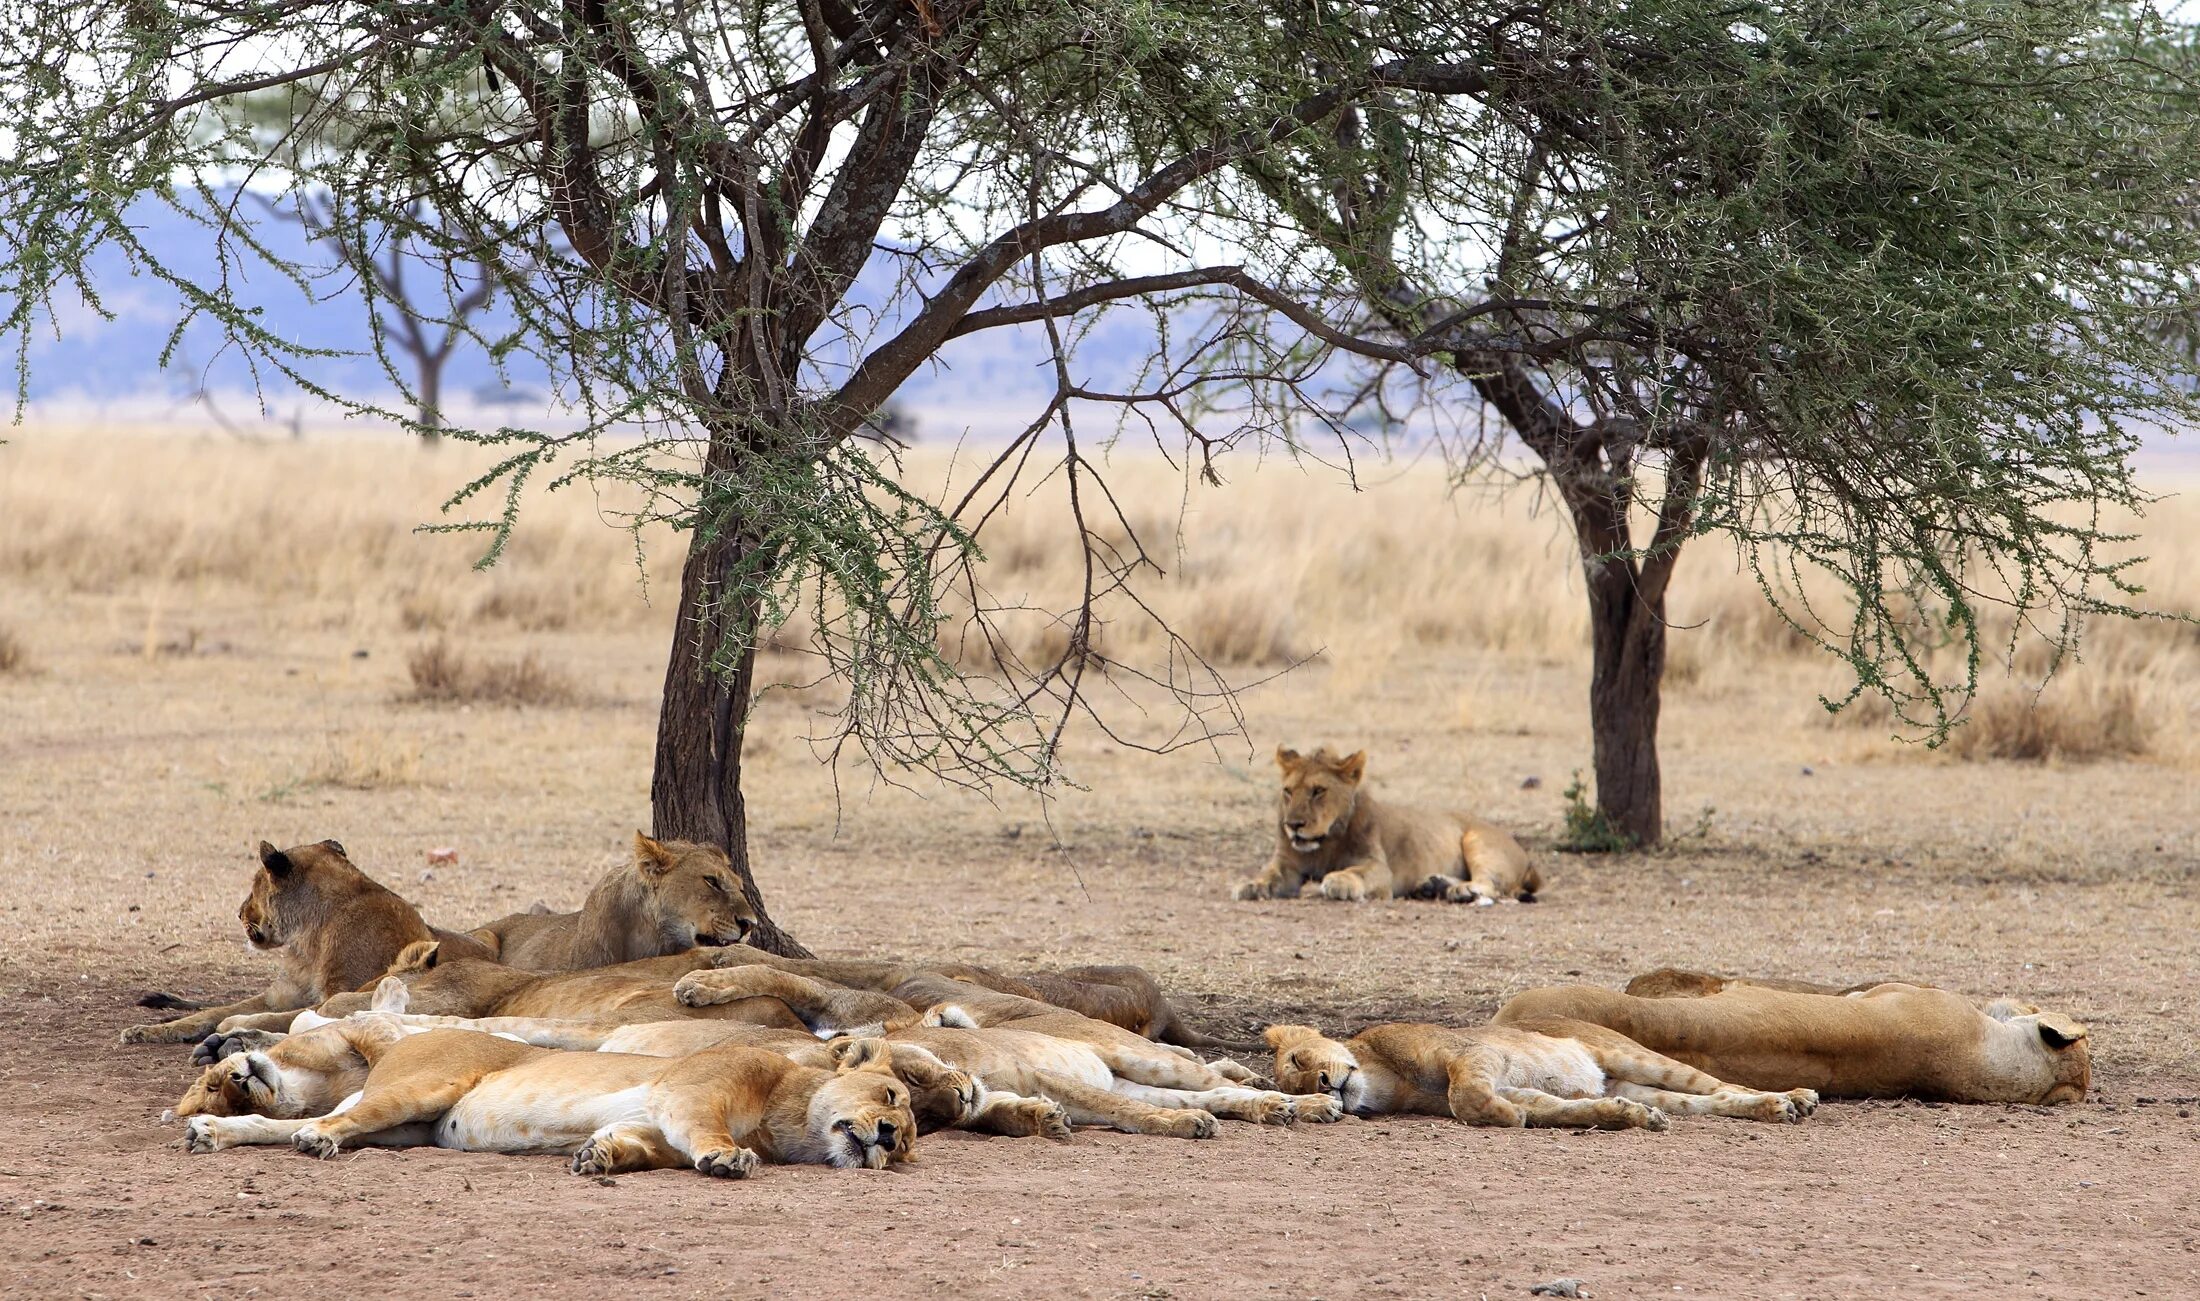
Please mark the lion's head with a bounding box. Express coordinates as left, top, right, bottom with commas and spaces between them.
237, 840, 358, 950
1274, 747, 1367, 854
627, 832, 760, 951
174, 1025, 378, 1119
1264, 1024, 1369, 1114
808, 1039, 918, 1169
1984, 1002, 2093, 1104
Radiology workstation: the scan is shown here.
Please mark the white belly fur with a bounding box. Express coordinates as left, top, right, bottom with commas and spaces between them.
1497, 1041, 1606, 1098
434, 1082, 654, 1153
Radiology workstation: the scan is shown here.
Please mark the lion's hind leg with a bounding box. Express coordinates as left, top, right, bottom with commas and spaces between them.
1031, 1072, 1216, 1139
675, 966, 914, 1035
570, 1123, 685, 1176
1576, 1029, 1818, 1123
1499, 1087, 1668, 1131
961, 1087, 1073, 1140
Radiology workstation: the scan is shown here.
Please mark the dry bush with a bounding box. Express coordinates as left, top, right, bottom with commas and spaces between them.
1944, 680, 2156, 763
307, 732, 426, 788
404, 639, 578, 707
1173, 587, 1309, 667
0, 625, 26, 675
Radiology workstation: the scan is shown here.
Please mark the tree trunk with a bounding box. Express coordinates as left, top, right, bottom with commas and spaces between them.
650, 517, 811, 957
1583, 552, 1666, 847
416, 354, 445, 448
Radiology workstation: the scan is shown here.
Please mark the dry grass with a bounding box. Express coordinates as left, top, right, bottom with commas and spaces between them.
306, 731, 427, 789
403, 639, 579, 707
0, 624, 26, 675
1, 428, 2193, 764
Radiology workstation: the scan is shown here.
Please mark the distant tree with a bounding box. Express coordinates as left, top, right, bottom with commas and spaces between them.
1199, 0, 2200, 845
0, 0, 1500, 949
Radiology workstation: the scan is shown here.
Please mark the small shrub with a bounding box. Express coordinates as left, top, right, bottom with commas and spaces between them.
0, 625, 25, 674
404, 639, 578, 707
1555, 770, 1635, 854
307, 732, 425, 789
1178, 590, 1307, 668
1946, 680, 2154, 763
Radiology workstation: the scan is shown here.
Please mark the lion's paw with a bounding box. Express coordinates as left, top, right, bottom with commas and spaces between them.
693, 1146, 760, 1180
1627, 1102, 1671, 1133
670, 974, 719, 1008
1440, 880, 1489, 905
194, 1029, 284, 1066
570, 1138, 620, 1176
940, 1072, 982, 1121
291, 1125, 342, 1160
1161, 1109, 1218, 1140
1289, 1093, 1344, 1124
1785, 1089, 1819, 1119
182, 1117, 221, 1155
1011, 1098, 1073, 1141
1232, 879, 1268, 902
118, 1023, 172, 1047
1318, 874, 1369, 902
1244, 1091, 1297, 1125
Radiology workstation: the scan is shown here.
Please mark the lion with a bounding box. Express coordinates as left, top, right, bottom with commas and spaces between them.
1622, 968, 1905, 999
1233, 747, 1540, 904
1493, 978, 2091, 1104
1262, 1020, 1818, 1130
181, 1021, 916, 1178
466, 833, 759, 970
120, 840, 495, 1045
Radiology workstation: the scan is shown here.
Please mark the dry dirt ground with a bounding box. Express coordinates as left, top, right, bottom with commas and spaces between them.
3, 436, 2199, 1298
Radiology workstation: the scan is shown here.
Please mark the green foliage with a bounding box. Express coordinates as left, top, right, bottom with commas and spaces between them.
1556, 771, 1635, 855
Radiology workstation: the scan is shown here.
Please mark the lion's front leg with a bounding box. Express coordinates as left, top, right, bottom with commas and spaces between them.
184, 1113, 318, 1153
648, 1094, 762, 1179
1233, 854, 1304, 901
961, 1087, 1073, 1140
121, 993, 283, 1046
1318, 857, 1392, 902
216, 1009, 308, 1035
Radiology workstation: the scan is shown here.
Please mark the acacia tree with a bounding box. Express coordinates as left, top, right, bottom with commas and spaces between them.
0, 0, 1509, 949
1184, 0, 2200, 844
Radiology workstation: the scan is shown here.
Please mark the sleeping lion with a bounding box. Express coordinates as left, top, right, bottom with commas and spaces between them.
181, 1017, 917, 1178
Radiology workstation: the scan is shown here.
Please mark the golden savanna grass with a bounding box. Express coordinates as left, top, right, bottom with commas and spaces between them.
3, 431, 2195, 763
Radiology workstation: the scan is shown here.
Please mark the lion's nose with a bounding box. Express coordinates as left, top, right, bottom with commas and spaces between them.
735, 917, 755, 939
1286, 820, 1305, 832
873, 1120, 897, 1148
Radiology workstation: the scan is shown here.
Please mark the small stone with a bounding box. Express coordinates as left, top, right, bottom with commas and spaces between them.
596, 1177, 616, 1188
135, 1237, 156, 1247
1520, 775, 1543, 790
1800, 766, 1814, 776
1530, 1280, 1584, 1298
426, 847, 460, 867
419, 870, 436, 884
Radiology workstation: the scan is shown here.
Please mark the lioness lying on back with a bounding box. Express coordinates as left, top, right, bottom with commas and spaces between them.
467, 833, 758, 970
1263, 1020, 1816, 1130
183, 1020, 916, 1178
121, 840, 494, 1045
1235, 747, 1540, 904
1495, 976, 2091, 1104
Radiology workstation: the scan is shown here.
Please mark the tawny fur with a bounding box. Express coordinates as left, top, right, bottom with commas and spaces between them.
466, 833, 759, 970
120, 840, 494, 1045
1263, 1020, 1817, 1130
348, 942, 807, 1029
1234, 746, 1540, 904
1494, 980, 2090, 1104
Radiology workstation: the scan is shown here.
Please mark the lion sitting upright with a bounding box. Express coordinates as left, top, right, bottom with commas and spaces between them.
1235, 747, 1540, 904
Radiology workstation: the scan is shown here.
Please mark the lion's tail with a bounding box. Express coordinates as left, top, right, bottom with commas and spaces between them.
137, 992, 209, 1011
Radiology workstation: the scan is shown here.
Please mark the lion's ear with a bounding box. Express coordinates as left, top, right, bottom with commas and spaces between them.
1263, 1024, 1323, 1051
319, 838, 347, 858
2037, 1015, 2087, 1050
258, 842, 293, 877
831, 1038, 894, 1074
634, 831, 678, 877
389, 940, 440, 974
1334, 751, 1367, 784
1275, 746, 1302, 773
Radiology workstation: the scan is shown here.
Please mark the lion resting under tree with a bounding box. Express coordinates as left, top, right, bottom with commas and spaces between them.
1235, 747, 1540, 904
